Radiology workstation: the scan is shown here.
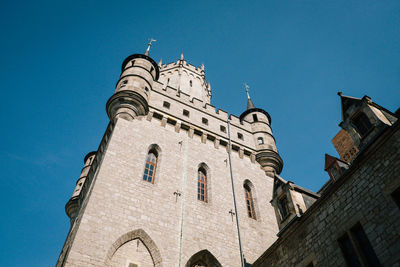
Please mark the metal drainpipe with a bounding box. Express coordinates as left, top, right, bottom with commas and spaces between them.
178, 136, 189, 267
227, 119, 245, 267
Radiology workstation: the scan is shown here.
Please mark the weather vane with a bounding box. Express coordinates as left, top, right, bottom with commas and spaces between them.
145, 38, 156, 55
244, 83, 250, 99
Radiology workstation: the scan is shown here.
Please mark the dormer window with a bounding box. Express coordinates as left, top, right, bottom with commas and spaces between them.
352, 113, 372, 137
278, 196, 289, 220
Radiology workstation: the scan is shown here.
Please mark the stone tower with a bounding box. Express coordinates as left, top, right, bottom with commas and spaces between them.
57, 48, 283, 266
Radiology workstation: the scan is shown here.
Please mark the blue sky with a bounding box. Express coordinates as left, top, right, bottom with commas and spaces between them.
0, 1, 399, 266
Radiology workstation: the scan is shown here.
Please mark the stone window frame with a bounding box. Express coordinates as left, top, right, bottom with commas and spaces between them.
197, 163, 211, 203
141, 144, 162, 185
336, 221, 381, 267
243, 179, 259, 220
277, 194, 290, 221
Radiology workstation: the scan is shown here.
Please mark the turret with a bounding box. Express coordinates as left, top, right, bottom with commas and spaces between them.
332, 92, 398, 162
65, 151, 96, 224
106, 42, 160, 121
239, 86, 283, 177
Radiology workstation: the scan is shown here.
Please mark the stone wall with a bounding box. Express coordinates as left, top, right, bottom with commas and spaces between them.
253, 122, 400, 266
61, 113, 279, 266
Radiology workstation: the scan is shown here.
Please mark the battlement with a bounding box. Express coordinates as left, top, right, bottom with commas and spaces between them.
159, 59, 205, 76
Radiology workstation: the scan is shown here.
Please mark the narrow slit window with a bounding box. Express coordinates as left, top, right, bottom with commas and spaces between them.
143, 151, 157, 184
244, 184, 255, 219
278, 196, 289, 220
253, 114, 258, 122
197, 168, 207, 202
190, 80, 193, 87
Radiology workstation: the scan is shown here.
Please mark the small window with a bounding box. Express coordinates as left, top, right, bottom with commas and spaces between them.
183, 109, 190, 117
220, 125, 226, 133
163, 101, 170, 109
167, 78, 170, 84
278, 196, 289, 220
257, 137, 264, 144
244, 184, 255, 219
352, 113, 372, 137
253, 114, 258, 122
123, 80, 128, 84
131, 60, 135, 66
190, 80, 193, 87
202, 118, 208, 125
150, 66, 154, 73
144, 87, 149, 92
237, 133, 243, 140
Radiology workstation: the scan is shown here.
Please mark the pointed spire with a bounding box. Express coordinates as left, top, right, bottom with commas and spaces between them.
158, 58, 162, 66
244, 83, 255, 110
338, 91, 361, 121
145, 38, 156, 56
180, 52, 184, 60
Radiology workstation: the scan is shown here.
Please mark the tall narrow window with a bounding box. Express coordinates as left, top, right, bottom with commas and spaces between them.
351, 223, 380, 266
352, 113, 372, 136
253, 114, 258, 122
338, 233, 362, 267
197, 168, 207, 202
244, 184, 255, 219
278, 196, 289, 220
143, 151, 157, 183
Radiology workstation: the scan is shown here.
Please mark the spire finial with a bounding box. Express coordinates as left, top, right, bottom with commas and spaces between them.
180, 52, 184, 60
244, 83, 255, 110
244, 83, 250, 99
145, 38, 156, 56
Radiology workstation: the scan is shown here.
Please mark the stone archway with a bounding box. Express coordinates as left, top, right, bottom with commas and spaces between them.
104, 229, 162, 267
185, 250, 222, 267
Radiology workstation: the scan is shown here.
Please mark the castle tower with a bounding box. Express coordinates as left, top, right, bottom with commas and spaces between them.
57, 50, 280, 267
106, 46, 160, 121
239, 87, 283, 177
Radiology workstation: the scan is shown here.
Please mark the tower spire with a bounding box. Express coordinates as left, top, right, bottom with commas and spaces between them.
145, 38, 156, 56
244, 83, 255, 110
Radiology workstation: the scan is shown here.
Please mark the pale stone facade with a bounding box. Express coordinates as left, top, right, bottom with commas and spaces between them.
58, 51, 282, 266
57, 50, 399, 267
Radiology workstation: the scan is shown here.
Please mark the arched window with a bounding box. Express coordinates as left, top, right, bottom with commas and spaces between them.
197, 168, 207, 202
244, 184, 255, 219
143, 150, 158, 183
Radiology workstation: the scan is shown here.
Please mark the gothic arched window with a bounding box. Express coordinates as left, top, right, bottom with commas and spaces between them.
244, 184, 255, 219
143, 150, 158, 183
197, 168, 207, 202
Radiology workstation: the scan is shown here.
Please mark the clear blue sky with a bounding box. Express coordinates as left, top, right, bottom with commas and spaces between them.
0, 1, 399, 266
